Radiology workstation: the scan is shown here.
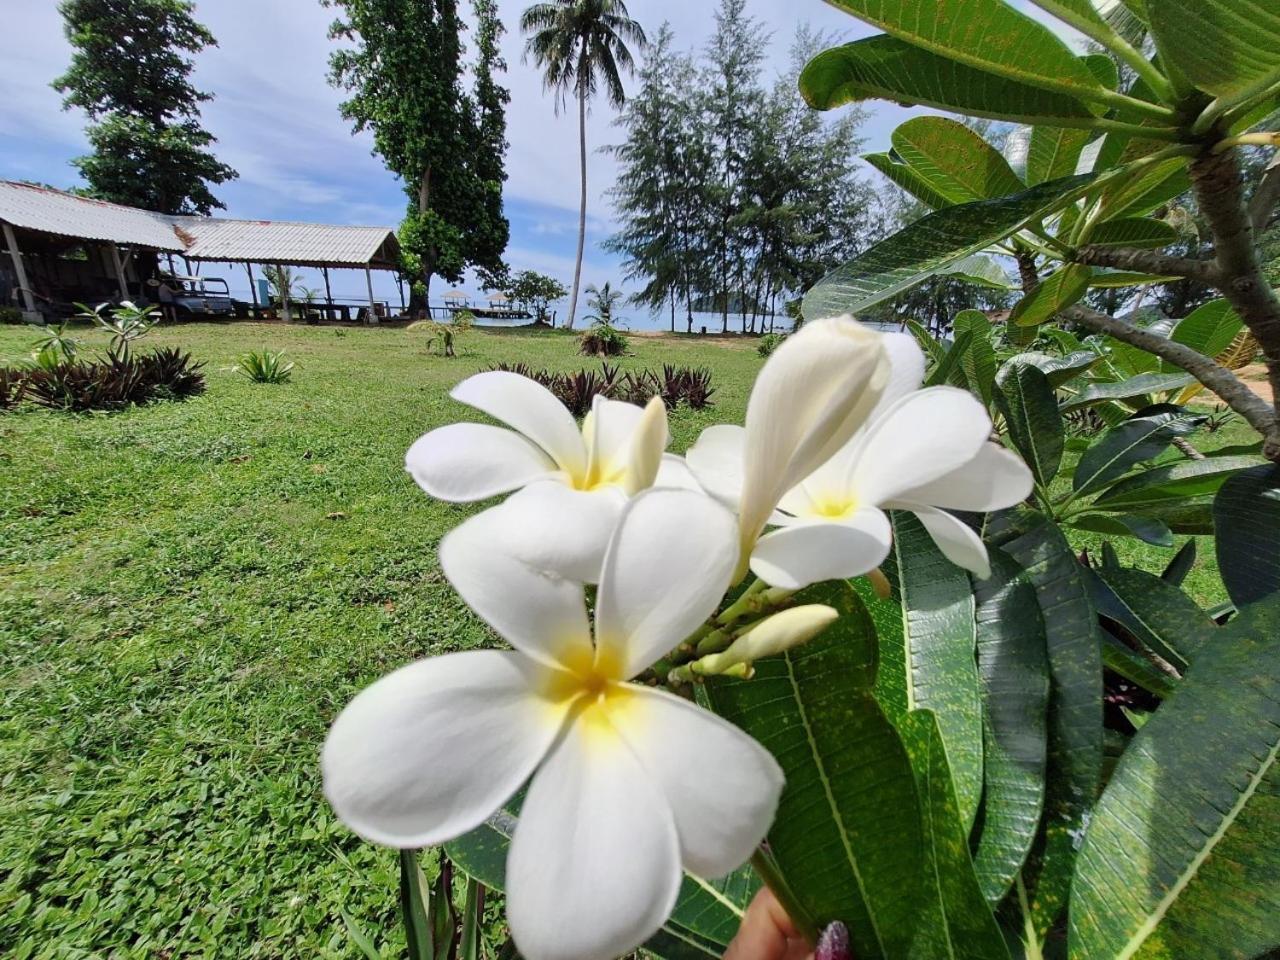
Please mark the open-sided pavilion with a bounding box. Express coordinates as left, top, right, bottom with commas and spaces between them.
0, 181, 402, 323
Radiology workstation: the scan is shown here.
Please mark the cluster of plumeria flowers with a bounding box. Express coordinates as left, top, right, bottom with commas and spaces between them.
322, 316, 1032, 960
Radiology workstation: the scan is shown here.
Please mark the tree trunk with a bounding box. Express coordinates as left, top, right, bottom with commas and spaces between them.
669, 292, 675, 333
418, 170, 436, 317
567, 87, 588, 331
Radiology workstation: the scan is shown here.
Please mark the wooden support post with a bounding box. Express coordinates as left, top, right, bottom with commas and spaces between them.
166, 253, 177, 275
398, 277, 405, 310
3, 221, 37, 316
109, 244, 129, 300
246, 262, 258, 307
322, 266, 332, 305
365, 266, 378, 324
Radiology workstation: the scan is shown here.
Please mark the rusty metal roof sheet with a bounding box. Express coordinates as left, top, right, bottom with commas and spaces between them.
0, 181, 184, 250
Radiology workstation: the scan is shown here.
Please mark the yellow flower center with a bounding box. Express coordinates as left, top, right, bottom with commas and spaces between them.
811, 495, 859, 519
540, 642, 638, 745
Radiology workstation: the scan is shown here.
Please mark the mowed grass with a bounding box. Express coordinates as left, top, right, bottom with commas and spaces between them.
0, 320, 1233, 956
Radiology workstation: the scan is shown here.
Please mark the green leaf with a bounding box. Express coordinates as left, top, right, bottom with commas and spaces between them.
1085, 216, 1178, 248
898, 711, 1012, 960
1028, 125, 1093, 185
706, 580, 923, 960
1072, 407, 1205, 496
951, 310, 999, 405
1164, 299, 1244, 371
1059, 372, 1197, 410
824, 0, 1108, 104
1010, 264, 1092, 326
1098, 629, 1178, 699
865, 152, 954, 209
446, 809, 755, 959
458, 878, 482, 960
804, 174, 1093, 318
400, 850, 434, 960
873, 512, 985, 830
1068, 599, 1280, 959
1097, 158, 1190, 220
925, 330, 976, 389
1213, 463, 1280, 608
970, 548, 1050, 906
1002, 350, 1099, 388
891, 116, 1026, 202
1148, 0, 1280, 101
940, 254, 1014, 289
801, 36, 1101, 127
1067, 512, 1174, 546
342, 910, 385, 960
1093, 454, 1264, 511
1091, 565, 1216, 669
995, 364, 1065, 487
1087, 269, 1180, 288
991, 515, 1102, 938
1161, 539, 1197, 586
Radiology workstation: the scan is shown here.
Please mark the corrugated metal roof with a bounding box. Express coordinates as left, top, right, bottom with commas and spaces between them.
0, 181, 184, 250
173, 217, 399, 268
0, 181, 400, 268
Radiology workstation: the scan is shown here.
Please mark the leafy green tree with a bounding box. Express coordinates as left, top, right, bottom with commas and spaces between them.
53, 0, 237, 214
326, 0, 510, 300
504, 269, 568, 323
521, 0, 647, 329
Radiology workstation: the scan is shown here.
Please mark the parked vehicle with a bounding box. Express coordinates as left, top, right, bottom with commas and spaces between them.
155, 275, 234, 319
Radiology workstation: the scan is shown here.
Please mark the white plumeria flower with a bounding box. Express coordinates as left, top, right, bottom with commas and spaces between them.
322, 488, 784, 960
751, 384, 1034, 588
686, 316, 891, 578
405, 370, 678, 581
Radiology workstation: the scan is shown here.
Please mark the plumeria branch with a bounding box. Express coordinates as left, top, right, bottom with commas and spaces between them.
1070, 245, 1220, 284
1248, 154, 1280, 233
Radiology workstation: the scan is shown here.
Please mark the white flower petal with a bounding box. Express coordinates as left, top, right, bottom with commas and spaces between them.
850, 386, 993, 507
452, 371, 587, 476
739, 317, 889, 542
440, 507, 593, 669
875, 332, 928, 412
685, 423, 746, 509
610, 685, 783, 879
595, 489, 738, 678
652, 453, 702, 491
405, 423, 558, 502
896, 504, 992, 579
893, 442, 1034, 512
750, 508, 892, 589
506, 713, 681, 960
623, 397, 670, 494
491, 481, 627, 584
322, 651, 567, 848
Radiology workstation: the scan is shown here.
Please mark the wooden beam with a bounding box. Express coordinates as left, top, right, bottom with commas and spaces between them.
109, 244, 128, 300
365, 266, 377, 324
322, 266, 332, 304
2, 222, 37, 315
246, 262, 258, 307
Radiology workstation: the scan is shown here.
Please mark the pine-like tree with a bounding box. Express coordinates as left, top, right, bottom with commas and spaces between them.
53, 0, 237, 215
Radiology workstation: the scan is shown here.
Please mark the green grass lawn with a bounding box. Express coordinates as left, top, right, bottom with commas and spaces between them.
0, 320, 1236, 956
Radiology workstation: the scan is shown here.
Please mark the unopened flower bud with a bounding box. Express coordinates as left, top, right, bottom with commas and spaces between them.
721, 605, 838, 664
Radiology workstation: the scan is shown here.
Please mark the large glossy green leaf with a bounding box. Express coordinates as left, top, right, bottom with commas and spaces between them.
1213, 463, 1280, 608
1009, 264, 1092, 326
995, 364, 1065, 487
951, 310, 998, 405
801, 36, 1100, 126
1067, 511, 1174, 546
824, 0, 1108, 104
970, 549, 1049, 906
898, 711, 1012, 960
1085, 216, 1178, 248
892, 117, 1025, 202
992, 514, 1102, 938
1002, 350, 1099, 388
1071, 407, 1205, 495
1093, 454, 1264, 511
1028, 125, 1093, 185
1148, 0, 1280, 101
1097, 629, 1179, 699
1162, 299, 1244, 373
446, 808, 756, 959
1096, 159, 1191, 220
803, 174, 1093, 318
1059, 372, 1197, 410
706, 580, 923, 960
1091, 565, 1216, 670
940, 254, 1014, 289
872, 512, 984, 830
1068, 598, 1280, 959
864, 152, 954, 209
1087, 269, 1180, 288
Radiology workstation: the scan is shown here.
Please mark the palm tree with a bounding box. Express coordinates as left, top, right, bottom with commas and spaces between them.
584, 280, 624, 325
521, 0, 646, 330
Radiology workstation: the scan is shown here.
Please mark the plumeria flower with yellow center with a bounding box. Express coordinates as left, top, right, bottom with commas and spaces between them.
685, 316, 892, 580
322, 489, 786, 960
405, 370, 676, 581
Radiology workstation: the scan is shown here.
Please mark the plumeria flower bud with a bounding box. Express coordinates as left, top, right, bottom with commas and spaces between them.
699, 605, 838, 674
686, 317, 893, 578
405, 371, 684, 581
322, 489, 783, 960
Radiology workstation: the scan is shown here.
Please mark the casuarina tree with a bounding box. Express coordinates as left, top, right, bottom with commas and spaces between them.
53, 0, 237, 214
521, 0, 646, 329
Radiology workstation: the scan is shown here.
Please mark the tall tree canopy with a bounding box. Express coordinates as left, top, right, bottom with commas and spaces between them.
521, 0, 646, 329
53, 0, 237, 215
325, 0, 510, 299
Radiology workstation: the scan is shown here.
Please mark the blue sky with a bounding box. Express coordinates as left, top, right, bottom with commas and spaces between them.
0, 1, 1078, 316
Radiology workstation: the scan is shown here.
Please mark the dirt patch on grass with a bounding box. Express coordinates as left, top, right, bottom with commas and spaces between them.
1234, 363, 1274, 404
